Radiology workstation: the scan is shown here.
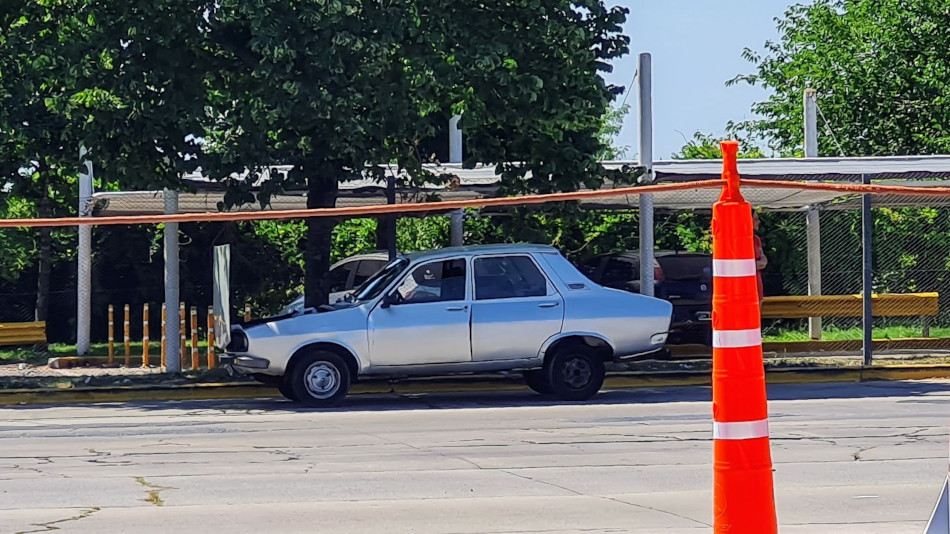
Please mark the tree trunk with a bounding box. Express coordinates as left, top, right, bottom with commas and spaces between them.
35, 197, 52, 323
304, 168, 340, 309
376, 216, 394, 253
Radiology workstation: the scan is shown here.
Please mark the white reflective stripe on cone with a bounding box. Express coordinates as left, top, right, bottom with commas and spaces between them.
713, 419, 770, 440
712, 328, 762, 348
713, 258, 757, 278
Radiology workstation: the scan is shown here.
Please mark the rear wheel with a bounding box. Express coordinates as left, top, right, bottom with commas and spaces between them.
544, 343, 605, 401
523, 370, 553, 395
288, 351, 351, 407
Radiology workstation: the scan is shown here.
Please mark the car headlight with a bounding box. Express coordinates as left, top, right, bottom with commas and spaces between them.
226, 331, 248, 353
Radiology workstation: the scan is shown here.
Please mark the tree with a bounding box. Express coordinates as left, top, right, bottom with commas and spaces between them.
202, 0, 632, 308
673, 131, 767, 160
0, 1, 209, 327
729, 0, 950, 157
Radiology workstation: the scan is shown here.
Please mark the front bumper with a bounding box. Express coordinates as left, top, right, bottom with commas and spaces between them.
219, 354, 270, 370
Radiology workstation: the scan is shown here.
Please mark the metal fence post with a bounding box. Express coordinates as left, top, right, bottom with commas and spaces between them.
862, 174, 873, 366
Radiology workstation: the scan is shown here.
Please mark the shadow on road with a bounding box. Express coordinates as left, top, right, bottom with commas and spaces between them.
3, 379, 950, 414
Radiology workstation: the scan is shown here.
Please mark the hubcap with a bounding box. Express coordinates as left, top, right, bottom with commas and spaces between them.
561, 357, 592, 389
303, 362, 341, 399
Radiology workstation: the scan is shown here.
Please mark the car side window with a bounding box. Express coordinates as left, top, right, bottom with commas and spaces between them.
327, 263, 356, 293
393, 259, 466, 304
351, 260, 385, 289
474, 256, 548, 300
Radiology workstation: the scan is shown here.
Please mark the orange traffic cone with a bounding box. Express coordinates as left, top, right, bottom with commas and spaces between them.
925, 435, 949, 533
711, 140, 778, 532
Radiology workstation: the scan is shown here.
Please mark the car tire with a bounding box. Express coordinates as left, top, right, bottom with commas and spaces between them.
288, 351, 351, 407
523, 370, 553, 395
544, 343, 605, 401
277, 378, 298, 401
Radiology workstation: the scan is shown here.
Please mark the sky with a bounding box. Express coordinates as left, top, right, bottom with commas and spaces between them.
604, 0, 794, 159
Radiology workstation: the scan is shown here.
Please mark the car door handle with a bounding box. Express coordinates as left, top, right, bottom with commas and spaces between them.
446, 305, 468, 312
538, 302, 560, 308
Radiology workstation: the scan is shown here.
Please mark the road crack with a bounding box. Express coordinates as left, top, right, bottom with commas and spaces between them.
134, 476, 176, 506
501, 470, 711, 528
16, 507, 100, 533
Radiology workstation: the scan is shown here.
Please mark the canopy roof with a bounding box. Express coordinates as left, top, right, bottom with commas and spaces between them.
91, 155, 950, 215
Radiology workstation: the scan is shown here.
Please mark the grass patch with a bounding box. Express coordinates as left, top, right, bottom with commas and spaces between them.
764, 325, 950, 342
0, 341, 213, 365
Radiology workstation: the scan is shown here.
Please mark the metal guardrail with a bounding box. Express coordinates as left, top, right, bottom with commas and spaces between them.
0, 321, 47, 346
761, 293, 939, 318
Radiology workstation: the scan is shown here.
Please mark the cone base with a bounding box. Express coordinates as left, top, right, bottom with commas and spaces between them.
925, 476, 949, 533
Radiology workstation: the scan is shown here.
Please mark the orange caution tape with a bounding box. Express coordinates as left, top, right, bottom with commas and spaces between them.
711, 141, 778, 533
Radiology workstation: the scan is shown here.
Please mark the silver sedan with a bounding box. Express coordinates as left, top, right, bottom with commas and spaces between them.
223, 244, 673, 406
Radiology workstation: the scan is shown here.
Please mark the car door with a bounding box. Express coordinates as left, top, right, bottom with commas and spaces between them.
470, 255, 564, 362
368, 258, 472, 366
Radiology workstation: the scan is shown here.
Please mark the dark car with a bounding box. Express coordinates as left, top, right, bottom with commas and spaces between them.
579, 251, 712, 345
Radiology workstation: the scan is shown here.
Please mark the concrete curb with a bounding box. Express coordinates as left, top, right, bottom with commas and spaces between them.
2, 365, 950, 406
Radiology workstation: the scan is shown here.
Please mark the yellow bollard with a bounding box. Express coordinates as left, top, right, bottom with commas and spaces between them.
141, 303, 150, 368
124, 304, 131, 367
179, 302, 186, 370
207, 306, 216, 368
161, 303, 167, 370
107, 305, 115, 364
190, 307, 199, 371
244, 303, 251, 322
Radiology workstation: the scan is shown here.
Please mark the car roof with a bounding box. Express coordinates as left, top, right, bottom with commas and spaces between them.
330, 251, 390, 268
405, 243, 558, 261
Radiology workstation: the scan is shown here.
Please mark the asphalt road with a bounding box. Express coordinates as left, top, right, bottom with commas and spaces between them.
1, 380, 949, 534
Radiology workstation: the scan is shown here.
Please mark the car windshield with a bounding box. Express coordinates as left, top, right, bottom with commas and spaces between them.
350, 257, 409, 302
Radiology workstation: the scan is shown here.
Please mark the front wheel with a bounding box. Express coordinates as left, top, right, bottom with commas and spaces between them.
523, 370, 553, 395
277, 378, 298, 401
544, 344, 605, 401
288, 351, 351, 407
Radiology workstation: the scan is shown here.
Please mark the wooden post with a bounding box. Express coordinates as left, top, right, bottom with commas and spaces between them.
141, 303, 150, 368
244, 303, 251, 322
207, 306, 216, 368
107, 305, 115, 364
161, 303, 167, 369
923, 315, 932, 338
190, 306, 199, 370
179, 302, 186, 370
123, 304, 131, 367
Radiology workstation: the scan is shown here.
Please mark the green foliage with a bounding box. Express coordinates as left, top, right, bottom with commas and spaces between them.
731, 0, 950, 157
596, 104, 631, 160
672, 130, 767, 160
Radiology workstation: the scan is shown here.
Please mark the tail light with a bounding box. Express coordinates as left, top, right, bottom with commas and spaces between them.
654, 261, 665, 283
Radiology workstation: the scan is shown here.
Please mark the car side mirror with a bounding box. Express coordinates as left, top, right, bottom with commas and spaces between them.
381, 292, 399, 309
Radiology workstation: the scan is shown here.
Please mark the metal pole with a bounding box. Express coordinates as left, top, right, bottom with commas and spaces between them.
862, 174, 873, 366
385, 176, 397, 260
449, 114, 465, 247
163, 190, 181, 373
449, 114, 463, 164
77, 146, 93, 354
804, 89, 822, 339
637, 52, 655, 297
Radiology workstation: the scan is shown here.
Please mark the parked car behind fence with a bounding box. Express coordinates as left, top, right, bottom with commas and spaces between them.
579, 251, 712, 345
